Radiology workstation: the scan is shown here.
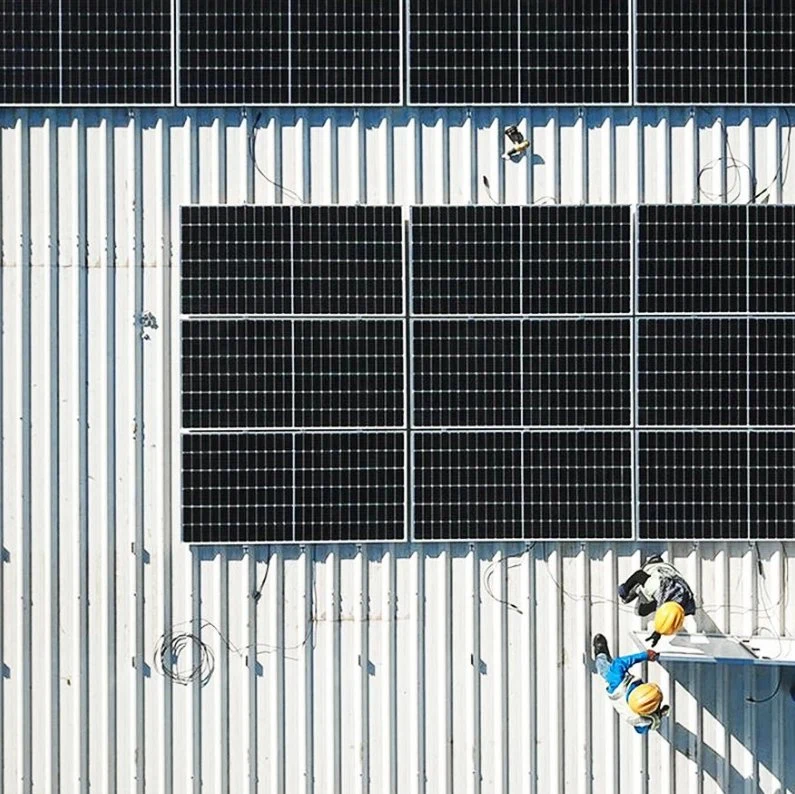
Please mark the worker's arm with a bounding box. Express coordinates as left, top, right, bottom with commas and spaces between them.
604, 651, 655, 691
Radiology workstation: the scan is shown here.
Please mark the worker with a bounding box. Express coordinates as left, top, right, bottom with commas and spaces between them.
593, 634, 670, 734
618, 554, 696, 647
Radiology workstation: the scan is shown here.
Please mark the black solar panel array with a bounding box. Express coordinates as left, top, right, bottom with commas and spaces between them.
181, 205, 406, 543
181, 204, 795, 543
637, 205, 795, 540
410, 205, 633, 540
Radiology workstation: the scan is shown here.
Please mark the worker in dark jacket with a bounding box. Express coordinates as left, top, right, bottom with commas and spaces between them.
593, 634, 670, 734
618, 555, 697, 647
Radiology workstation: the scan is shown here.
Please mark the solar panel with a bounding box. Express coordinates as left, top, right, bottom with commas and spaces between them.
291, 0, 401, 104
639, 431, 748, 540
292, 206, 403, 315
0, 5, 59, 104
636, 0, 795, 104
293, 320, 404, 428
61, 0, 172, 105
410, 205, 631, 316
635, 0, 745, 105
523, 431, 633, 539
520, 0, 629, 104
638, 205, 747, 314
750, 432, 795, 539
178, 0, 401, 105
0, 1, 172, 106
638, 318, 747, 427
408, 0, 629, 105
746, 1, 795, 105
524, 319, 631, 426
180, 205, 403, 316
412, 320, 523, 427
407, 0, 519, 105
294, 432, 405, 541
749, 205, 795, 314
182, 433, 294, 543
182, 319, 293, 430
749, 319, 795, 427
411, 206, 523, 316
413, 432, 524, 541
182, 432, 405, 542
525, 205, 631, 315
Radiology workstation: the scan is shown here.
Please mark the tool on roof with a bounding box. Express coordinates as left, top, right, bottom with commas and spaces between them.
501, 124, 529, 160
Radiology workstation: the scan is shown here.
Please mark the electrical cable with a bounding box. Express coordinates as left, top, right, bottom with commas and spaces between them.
746, 669, 782, 704
696, 109, 792, 204
248, 111, 306, 205
482, 546, 535, 614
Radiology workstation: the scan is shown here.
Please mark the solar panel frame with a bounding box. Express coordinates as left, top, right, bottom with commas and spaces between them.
177, 0, 403, 106
0, 1, 175, 107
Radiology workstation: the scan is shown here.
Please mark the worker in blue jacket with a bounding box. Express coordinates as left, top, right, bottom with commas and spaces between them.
593, 634, 670, 734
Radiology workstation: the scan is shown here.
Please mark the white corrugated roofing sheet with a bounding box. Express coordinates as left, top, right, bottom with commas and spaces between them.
1, 107, 794, 793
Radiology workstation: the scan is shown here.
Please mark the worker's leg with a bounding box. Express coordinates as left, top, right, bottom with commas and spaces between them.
618, 569, 650, 603
595, 653, 612, 681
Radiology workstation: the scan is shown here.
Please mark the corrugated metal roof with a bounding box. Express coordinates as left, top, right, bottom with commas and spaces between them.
1, 107, 794, 793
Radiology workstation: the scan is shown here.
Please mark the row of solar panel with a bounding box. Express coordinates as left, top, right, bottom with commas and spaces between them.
182, 317, 795, 429
182, 430, 795, 542
182, 204, 795, 317
3, 2, 795, 106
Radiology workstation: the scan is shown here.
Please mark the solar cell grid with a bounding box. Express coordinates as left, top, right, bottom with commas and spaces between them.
62, 0, 172, 105
746, 1, 795, 105
408, 0, 520, 105
638, 318, 747, 427
294, 432, 405, 541
178, 0, 291, 105
524, 205, 631, 314
749, 205, 795, 313
749, 318, 795, 427
635, 0, 745, 105
750, 432, 795, 539
182, 433, 294, 543
291, 0, 401, 104
182, 319, 293, 430
521, 0, 630, 105
639, 431, 748, 540
0, 4, 59, 104
293, 320, 404, 428
523, 431, 633, 539
413, 432, 524, 541
412, 319, 523, 428
524, 319, 631, 426
178, 0, 401, 105
293, 206, 403, 315
637, 205, 747, 314
411, 206, 523, 316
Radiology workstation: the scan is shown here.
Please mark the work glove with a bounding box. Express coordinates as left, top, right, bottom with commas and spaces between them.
660, 705, 670, 718
645, 631, 662, 648
646, 649, 660, 662
648, 712, 662, 731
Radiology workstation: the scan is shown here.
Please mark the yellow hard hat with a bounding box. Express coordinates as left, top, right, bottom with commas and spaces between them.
628, 682, 663, 716
654, 601, 685, 635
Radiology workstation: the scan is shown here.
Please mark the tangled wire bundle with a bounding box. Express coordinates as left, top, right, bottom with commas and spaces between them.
154, 628, 215, 686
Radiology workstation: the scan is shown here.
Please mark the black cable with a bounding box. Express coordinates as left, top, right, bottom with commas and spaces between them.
248, 111, 306, 204
153, 628, 215, 686
253, 554, 271, 602
746, 670, 782, 704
